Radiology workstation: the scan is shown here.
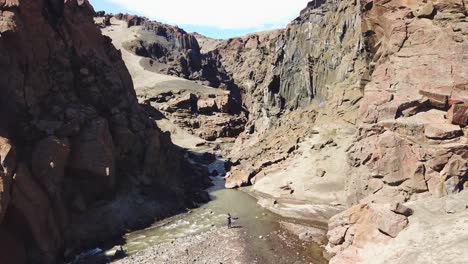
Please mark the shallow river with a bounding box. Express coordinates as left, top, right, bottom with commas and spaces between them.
113, 160, 327, 263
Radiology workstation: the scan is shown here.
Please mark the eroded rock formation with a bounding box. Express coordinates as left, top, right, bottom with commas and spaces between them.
101, 13, 243, 112
96, 0, 467, 262
194, 0, 467, 262
222, 0, 467, 202
0, 1, 209, 263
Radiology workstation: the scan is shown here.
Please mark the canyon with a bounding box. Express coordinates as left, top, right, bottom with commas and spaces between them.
0, 0, 467, 263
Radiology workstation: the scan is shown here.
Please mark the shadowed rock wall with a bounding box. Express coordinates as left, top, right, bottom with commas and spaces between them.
0, 1, 209, 263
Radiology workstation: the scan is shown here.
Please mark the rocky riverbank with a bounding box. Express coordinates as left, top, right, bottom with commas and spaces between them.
115, 227, 249, 264
115, 223, 325, 264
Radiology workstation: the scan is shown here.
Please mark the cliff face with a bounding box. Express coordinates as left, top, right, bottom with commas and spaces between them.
222, 0, 467, 193
212, 0, 467, 262
213, 0, 367, 122
0, 1, 208, 263
222, 0, 368, 189
101, 14, 242, 112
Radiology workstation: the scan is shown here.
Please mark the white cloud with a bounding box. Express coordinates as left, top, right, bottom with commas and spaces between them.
104, 0, 310, 30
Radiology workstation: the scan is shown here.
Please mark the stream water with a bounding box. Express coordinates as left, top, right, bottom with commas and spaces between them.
111, 160, 327, 263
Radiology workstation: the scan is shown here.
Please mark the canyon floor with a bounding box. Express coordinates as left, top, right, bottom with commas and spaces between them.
91, 19, 329, 264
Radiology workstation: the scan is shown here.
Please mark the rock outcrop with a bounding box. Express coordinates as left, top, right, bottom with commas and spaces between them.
326, 202, 412, 263
142, 89, 247, 141
101, 13, 243, 114
0, 1, 209, 263
222, 0, 467, 198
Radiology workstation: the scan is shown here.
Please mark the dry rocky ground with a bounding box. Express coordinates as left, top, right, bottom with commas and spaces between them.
115, 228, 250, 264
115, 224, 325, 264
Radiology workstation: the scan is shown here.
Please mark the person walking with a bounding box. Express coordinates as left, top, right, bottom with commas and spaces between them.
227, 213, 232, 228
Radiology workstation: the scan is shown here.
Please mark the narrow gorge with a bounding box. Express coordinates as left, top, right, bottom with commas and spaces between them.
1, 0, 467, 263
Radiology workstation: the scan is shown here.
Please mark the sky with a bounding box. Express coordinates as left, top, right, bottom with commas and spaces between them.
88, 0, 311, 39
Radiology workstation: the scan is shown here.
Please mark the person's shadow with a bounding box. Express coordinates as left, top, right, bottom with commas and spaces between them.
230, 225, 243, 229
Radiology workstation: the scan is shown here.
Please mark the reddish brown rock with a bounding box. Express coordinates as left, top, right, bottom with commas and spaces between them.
441, 155, 468, 179
11, 164, 63, 264
375, 132, 419, 185
424, 123, 463, 140
377, 211, 408, 238
69, 118, 115, 201
0, 0, 211, 263
197, 98, 218, 114
427, 150, 454, 171
327, 203, 409, 262
447, 103, 468, 126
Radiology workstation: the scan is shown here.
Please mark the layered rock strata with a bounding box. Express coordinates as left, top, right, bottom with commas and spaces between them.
207, 0, 467, 261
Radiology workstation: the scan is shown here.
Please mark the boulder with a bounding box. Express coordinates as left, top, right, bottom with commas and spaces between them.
327, 203, 409, 261
419, 89, 450, 109
215, 93, 231, 113
69, 118, 115, 201
225, 167, 251, 189
374, 132, 419, 186
377, 211, 408, 238
447, 103, 468, 126
390, 202, 414, 216
412, 2, 435, 18
327, 225, 348, 245
427, 150, 453, 172
197, 98, 218, 114
441, 155, 468, 179
402, 163, 429, 193
167, 93, 198, 112
424, 123, 462, 140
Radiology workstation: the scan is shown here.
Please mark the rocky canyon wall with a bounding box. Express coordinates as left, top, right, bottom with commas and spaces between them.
223, 0, 369, 190
97, 13, 243, 113
212, 0, 467, 262
0, 1, 208, 263
94, 0, 467, 262
223, 0, 467, 200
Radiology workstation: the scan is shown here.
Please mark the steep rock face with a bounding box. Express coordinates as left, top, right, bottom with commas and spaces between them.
200, 0, 467, 260
120, 16, 203, 79
225, 0, 368, 188
347, 0, 468, 205
223, 0, 467, 198
105, 14, 243, 112
0, 1, 208, 263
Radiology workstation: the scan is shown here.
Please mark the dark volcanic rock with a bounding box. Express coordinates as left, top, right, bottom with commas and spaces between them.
0, 1, 210, 263
113, 14, 243, 113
